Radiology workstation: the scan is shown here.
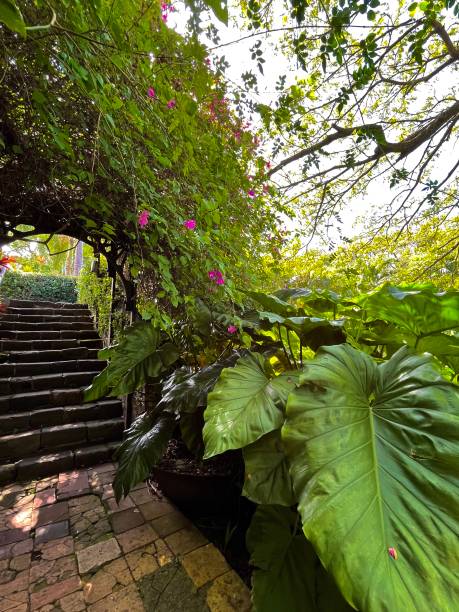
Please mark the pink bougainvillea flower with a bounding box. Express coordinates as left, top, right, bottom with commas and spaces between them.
147, 87, 156, 99
138, 210, 150, 228
266, 161, 272, 169
167, 99, 176, 109
205, 58, 211, 66
263, 184, 270, 193
161, 13, 168, 22
388, 547, 398, 560
183, 219, 196, 230
227, 325, 237, 334
208, 269, 224, 285
247, 189, 256, 199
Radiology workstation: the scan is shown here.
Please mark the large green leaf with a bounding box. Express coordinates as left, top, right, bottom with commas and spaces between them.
247, 505, 352, 612
0, 0, 26, 36
113, 412, 176, 500
274, 288, 342, 315
245, 290, 296, 316
84, 321, 179, 400
283, 344, 459, 611
200, 0, 228, 24
203, 352, 298, 458
242, 430, 295, 506
358, 284, 459, 336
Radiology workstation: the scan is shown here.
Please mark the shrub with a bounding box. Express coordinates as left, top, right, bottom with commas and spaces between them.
0, 271, 77, 302
77, 263, 112, 342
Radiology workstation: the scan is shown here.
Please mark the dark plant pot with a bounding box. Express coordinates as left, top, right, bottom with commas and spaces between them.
152, 466, 238, 512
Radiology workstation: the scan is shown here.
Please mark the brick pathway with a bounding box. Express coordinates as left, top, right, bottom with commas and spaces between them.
0, 464, 251, 611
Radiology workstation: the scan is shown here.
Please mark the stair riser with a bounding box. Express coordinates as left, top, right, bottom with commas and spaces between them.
0, 321, 94, 331
0, 372, 100, 394
0, 360, 105, 377
0, 339, 102, 351
0, 419, 124, 459
1, 314, 92, 323
0, 330, 98, 340
6, 299, 88, 310
6, 308, 90, 317
0, 442, 120, 485
0, 388, 87, 413
4, 347, 100, 362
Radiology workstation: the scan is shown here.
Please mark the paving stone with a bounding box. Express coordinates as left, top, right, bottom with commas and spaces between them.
0, 463, 16, 486
0, 589, 28, 612
0, 568, 15, 584
33, 489, 56, 509
30, 554, 77, 588
30, 575, 82, 610
125, 544, 159, 581
83, 558, 132, 604
10, 553, 31, 571
36, 477, 58, 492
34, 536, 74, 561
88, 464, 115, 477
128, 489, 152, 506
86, 583, 145, 612
35, 520, 69, 545
181, 544, 229, 588
116, 524, 158, 554
57, 470, 89, 499
151, 511, 190, 538
137, 561, 206, 612
6, 507, 32, 530
0, 527, 30, 547
153, 539, 174, 568
58, 590, 86, 612
165, 526, 207, 556
76, 538, 121, 574
32, 501, 69, 527
137, 500, 174, 521
109, 507, 144, 534
0, 569, 29, 598
105, 496, 134, 514
206, 570, 251, 612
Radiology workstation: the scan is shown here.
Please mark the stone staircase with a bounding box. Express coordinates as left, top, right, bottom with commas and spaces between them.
0, 298, 124, 484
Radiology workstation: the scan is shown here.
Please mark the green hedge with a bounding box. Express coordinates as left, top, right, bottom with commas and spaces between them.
0, 272, 78, 302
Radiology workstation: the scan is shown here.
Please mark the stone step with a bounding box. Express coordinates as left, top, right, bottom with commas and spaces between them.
5, 298, 88, 310
0, 359, 105, 377
0, 338, 102, 351
2, 347, 100, 362
0, 371, 100, 394
0, 329, 98, 341
0, 441, 120, 484
0, 399, 123, 434
0, 313, 92, 323
0, 418, 124, 459
0, 386, 89, 413
5, 306, 90, 317
0, 320, 95, 331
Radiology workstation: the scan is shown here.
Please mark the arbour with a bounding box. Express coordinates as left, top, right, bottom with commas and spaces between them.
0, 0, 282, 314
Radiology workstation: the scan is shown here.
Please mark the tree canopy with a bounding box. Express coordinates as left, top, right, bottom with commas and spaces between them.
0, 0, 284, 312
208, 0, 458, 242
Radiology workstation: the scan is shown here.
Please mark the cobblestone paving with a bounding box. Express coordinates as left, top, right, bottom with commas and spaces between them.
0, 464, 251, 611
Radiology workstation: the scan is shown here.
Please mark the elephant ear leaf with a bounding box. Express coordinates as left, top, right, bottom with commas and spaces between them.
247, 505, 352, 612
283, 344, 459, 611
203, 352, 298, 458
84, 321, 179, 401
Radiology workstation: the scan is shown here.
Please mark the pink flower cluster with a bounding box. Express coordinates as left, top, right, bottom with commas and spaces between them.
161, 2, 175, 23
227, 325, 237, 334
148, 87, 156, 99
183, 219, 196, 230
208, 96, 228, 122
208, 269, 224, 285
167, 99, 176, 109
138, 210, 150, 228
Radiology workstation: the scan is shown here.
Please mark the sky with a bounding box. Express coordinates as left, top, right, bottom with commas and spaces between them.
168, 1, 458, 249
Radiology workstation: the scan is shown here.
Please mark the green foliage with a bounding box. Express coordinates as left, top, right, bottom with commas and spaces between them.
113, 411, 176, 501
247, 505, 352, 612
84, 321, 179, 401
1, 0, 282, 311
0, 0, 25, 36
284, 344, 459, 610
77, 265, 112, 341
203, 353, 298, 458
201, 284, 459, 611
0, 271, 77, 302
